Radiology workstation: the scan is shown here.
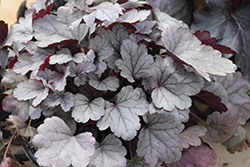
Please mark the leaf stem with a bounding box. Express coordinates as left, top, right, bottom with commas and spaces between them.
4, 130, 17, 158
190, 111, 207, 126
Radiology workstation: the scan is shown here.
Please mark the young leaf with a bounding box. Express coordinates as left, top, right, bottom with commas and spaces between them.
163, 143, 217, 167
88, 134, 127, 167
191, 1, 250, 78
143, 56, 204, 111
7, 115, 37, 138
97, 86, 148, 140
72, 93, 105, 123
88, 73, 119, 91
89, 35, 113, 74
136, 113, 184, 166
42, 91, 74, 112
13, 78, 50, 107
161, 27, 237, 81
33, 6, 88, 47
213, 72, 250, 125
115, 39, 153, 82
13, 42, 53, 75
83, 2, 123, 27
2, 9, 33, 53
49, 48, 83, 64
101, 24, 129, 70
118, 9, 151, 23
49, 65, 70, 91
178, 125, 207, 149
206, 111, 240, 143
32, 116, 95, 167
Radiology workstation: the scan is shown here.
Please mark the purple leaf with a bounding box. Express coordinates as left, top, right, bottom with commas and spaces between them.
72, 93, 105, 123
137, 113, 184, 166
32, 116, 95, 167
88, 134, 127, 167
2, 9, 33, 54
191, 1, 250, 78
29, 0, 51, 12
101, 24, 129, 70
49, 65, 70, 91
97, 86, 148, 140
118, 9, 150, 23
148, 103, 190, 123
33, 6, 88, 47
7, 115, 37, 137
0, 20, 8, 45
89, 35, 113, 74
42, 91, 74, 112
213, 72, 250, 125
134, 21, 157, 34
33, 3, 53, 21
13, 42, 53, 75
164, 143, 217, 167
178, 125, 207, 149
49, 48, 84, 65
115, 39, 153, 82
83, 2, 123, 26
154, 8, 188, 32
88, 73, 119, 91
206, 111, 240, 143
143, 56, 204, 111
161, 27, 237, 81
196, 90, 227, 112
13, 78, 49, 107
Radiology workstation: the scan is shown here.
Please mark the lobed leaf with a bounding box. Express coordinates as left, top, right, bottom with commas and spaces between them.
32, 116, 95, 167
88, 73, 119, 91
49, 65, 70, 91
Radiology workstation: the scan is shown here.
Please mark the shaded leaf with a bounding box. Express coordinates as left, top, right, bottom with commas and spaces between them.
55, 110, 77, 134
33, 6, 88, 47
116, 39, 153, 82
164, 143, 217, 167
7, 115, 37, 138
72, 93, 105, 123
206, 111, 240, 143
88, 134, 127, 167
42, 91, 74, 112
0, 20, 8, 45
143, 56, 204, 111
0, 48, 9, 78
126, 156, 151, 167
32, 116, 95, 167
49, 65, 70, 91
213, 72, 250, 125
118, 9, 151, 23
2, 69, 27, 89
146, 0, 170, 14
161, 27, 237, 81
137, 113, 184, 166
191, 1, 250, 78
97, 86, 148, 140
178, 125, 207, 149
88, 73, 119, 91
134, 21, 156, 34
222, 126, 250, 153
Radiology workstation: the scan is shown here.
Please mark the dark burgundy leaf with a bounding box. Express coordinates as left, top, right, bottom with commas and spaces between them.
8, 55, 18, 69
0, 20, 8, 46
163, 143, 217, 167
33, 3, 53, 21
196, 90, 228, 112
194, 30, 237, 55
39, 54, 53, 71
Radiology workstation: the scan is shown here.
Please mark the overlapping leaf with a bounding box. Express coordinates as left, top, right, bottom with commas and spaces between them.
2, 69, 27, 89
55, 110, 77, 133
49, 48, 84, 64
49, 65, 70, 91
161, 26, 237, 81
97, 86, 148, 140
164, 143, 217, 167
143, 56, 204, 111
88, 134, 127, 167
42, 91, 74, 112
32, 116, 96, 167
0, 48, 9, 78
33, 6, 88, 47
134, 21, 156, 34
206, 111, 240, 143
116, 39, 153, 82
137, 113, 184, 166
72, 93, 105, 123
118, 9, 151, 23
213, 72, 250, 125
88, 73, 119, 91
191, 1, 250, 78
178, 125, 207, 149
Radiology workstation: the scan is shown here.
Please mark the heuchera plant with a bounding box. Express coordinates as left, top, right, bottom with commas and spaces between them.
0, 0, 250, 166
